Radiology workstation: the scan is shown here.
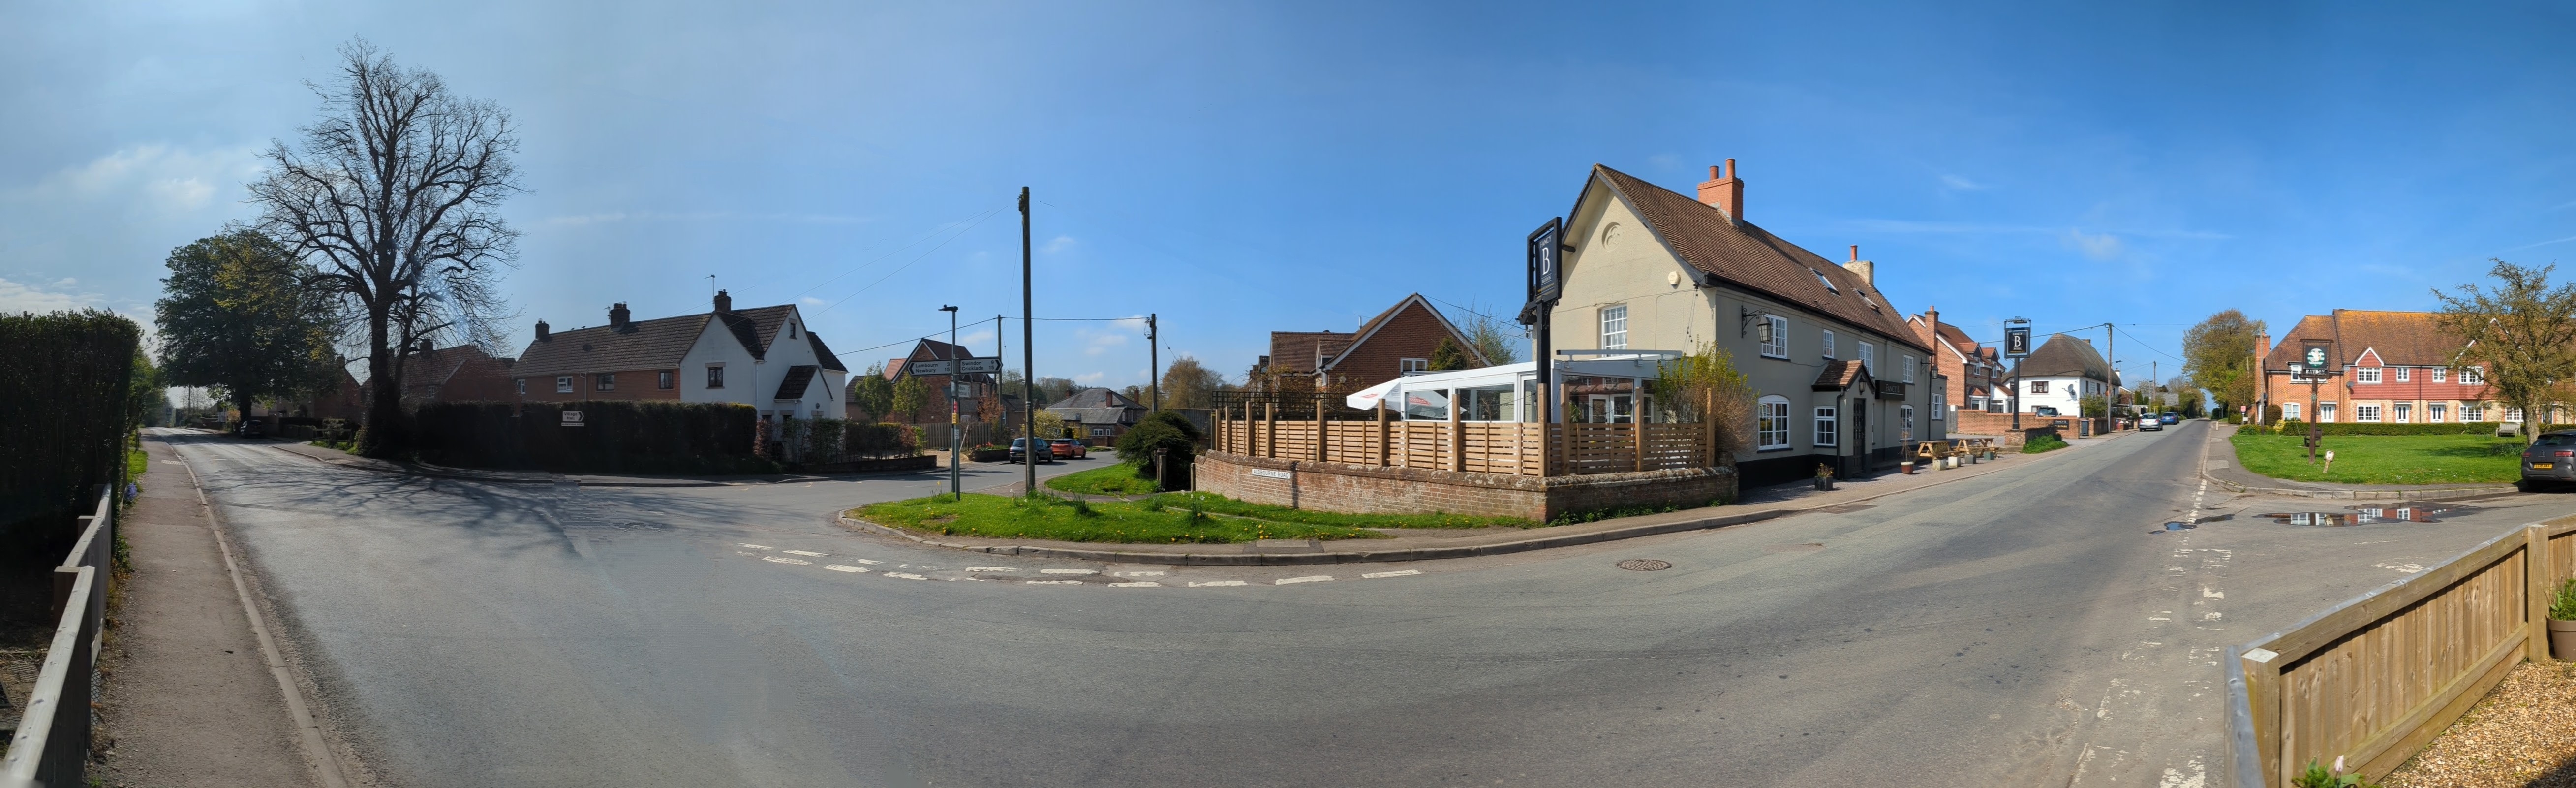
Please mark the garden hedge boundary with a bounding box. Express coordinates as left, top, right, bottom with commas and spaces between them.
412, 400, 777, 474
0, 311, 143, 552
2258, 421, 2510, 437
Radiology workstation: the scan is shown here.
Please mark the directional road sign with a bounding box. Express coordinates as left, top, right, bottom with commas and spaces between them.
909, 357, 1001, 376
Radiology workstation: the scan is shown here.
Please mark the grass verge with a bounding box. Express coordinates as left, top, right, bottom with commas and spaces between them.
1043, 463, 1160, 496
2229, 433, 2521, 485
850, 491, 1539, 544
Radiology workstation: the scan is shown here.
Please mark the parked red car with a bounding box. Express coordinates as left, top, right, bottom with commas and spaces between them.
1049, 438, 1089, 459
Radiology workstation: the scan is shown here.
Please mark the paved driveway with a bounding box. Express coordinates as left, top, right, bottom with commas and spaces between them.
158, 424, 2572, 787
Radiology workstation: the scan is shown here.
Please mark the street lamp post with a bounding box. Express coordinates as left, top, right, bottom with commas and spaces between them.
941, 305, 961, 499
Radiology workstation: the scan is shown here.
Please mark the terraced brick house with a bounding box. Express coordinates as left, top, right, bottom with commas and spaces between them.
2257, 310, 2495, 425
510, 290, 849, 427
1907, 306, 2004, 418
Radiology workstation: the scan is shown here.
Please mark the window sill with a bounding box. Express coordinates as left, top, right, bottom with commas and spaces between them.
1760, 353, 1789, 361
1756, 446, 1795, 453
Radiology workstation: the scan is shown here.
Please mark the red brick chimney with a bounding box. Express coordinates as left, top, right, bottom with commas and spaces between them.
1696, 159, 1744, 225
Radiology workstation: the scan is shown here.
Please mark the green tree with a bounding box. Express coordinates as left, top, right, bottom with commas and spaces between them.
1429, 337, 1473, 371
1463, 308, 1523, 365
890, 374, 929, 422
2182, 310, 2265, 415
851, 364, 894, 421
155, 229, 340, 417
1650, 340, 1757, 460
1114, 410, 1204, 488
1158, 355, 1226, 410
2434, 259, 2576, 441
1035, 376, 1079, 405
2079, 394, 2108, 418
129, 349, 167, 428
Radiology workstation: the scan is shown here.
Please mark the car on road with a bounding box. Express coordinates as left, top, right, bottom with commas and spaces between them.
2160, 413, 2180, 425
2521, 431, 2576, 487
1007, 437, 1056, 463
1048, 438, 1088, 459
2137, 415, 2163, 431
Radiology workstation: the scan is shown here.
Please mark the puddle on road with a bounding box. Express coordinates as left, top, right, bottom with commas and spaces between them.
2263, 504, 2474, 527
2147, 513, 2233, 534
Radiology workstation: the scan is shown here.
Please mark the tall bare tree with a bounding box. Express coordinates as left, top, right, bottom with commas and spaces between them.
247, 41, 520, 456
1157, 355, 1227, 410
2181, 310, 2264, 417
2434, 259, 2576, 441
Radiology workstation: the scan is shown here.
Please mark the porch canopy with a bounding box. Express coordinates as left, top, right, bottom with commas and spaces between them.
1343, 351, 1682, 423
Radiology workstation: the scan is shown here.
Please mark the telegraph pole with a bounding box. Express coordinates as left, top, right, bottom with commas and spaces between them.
1147, 313, 1160, 411
1019, 188, 1037, 497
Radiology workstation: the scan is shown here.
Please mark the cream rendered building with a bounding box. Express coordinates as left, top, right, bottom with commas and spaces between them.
1547, 161, 1942, 485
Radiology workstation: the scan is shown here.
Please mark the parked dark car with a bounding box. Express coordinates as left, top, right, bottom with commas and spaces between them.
1007, 437, 1055, 464
2522, 431, 2576, 487
1049, 438, 1088, 459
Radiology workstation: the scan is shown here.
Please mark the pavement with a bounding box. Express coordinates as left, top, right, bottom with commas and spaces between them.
2198, 422, 2521, 500
259, 435, 1004, 487
145, 420, 2576, 787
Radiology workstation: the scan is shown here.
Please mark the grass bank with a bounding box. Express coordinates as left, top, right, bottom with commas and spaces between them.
850, 491, 1536, 544
1043, 463, 1160, 496
2229, 433, 2523, 485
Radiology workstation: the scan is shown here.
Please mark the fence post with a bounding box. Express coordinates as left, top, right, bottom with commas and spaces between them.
1377, 402, 1390, 467
1704, 390, 1717, 468
1264, 401, 1276, 459
1315, 396, 1327, 463
2241, 647, 2284, 787
1449, 401, 1464, 472
1536, 383, 1551, 477
2531, 525, 2554, 664
1633, 419, 1646, 473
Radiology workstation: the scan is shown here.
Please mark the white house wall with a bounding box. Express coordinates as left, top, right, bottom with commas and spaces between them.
681, 319, 759, 407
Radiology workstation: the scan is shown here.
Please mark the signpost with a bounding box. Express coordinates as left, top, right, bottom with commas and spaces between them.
1521, 217, 1564, 424
2004, 318, 2032, 431
2295, 341, 2333, 463
560, 410, 584, 427
940, 305, 962, 499
906, 357, 1001, 376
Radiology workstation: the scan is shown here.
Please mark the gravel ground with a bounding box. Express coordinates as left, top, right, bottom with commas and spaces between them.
2387, 661, 2576, 788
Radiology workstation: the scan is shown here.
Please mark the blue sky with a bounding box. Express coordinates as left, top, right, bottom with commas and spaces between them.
5, 1, 2574, 391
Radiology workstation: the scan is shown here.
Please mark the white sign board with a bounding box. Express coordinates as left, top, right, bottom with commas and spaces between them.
1249, 468, 1293, 480
561, 410, 585, 427
908, 357, 1002, 376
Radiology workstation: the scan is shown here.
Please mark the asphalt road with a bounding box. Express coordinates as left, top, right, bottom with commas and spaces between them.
157, 423, 2573, 787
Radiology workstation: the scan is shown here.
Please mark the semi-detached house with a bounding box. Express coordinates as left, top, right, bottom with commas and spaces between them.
2258, 309, 2495, 424
1547, 160, 1943, 485
510, 290, 849, 428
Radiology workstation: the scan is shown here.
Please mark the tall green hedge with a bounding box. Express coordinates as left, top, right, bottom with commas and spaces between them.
0, 311, 143, 553
411, 401, 777, 474
2263, 420, 2509, 436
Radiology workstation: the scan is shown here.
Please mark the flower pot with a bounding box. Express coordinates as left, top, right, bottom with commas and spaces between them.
1901, 461, 1916, 475
2552, 618, 2576, 661
1813, 476, 1833, 491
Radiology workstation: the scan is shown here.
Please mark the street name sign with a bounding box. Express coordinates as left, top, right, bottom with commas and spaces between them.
561, 410, 585, 427
909, 357, 1002, 376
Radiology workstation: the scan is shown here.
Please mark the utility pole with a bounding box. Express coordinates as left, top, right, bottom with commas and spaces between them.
941, 305, 961, 499
1147, 313, 1160, 411
1019, 188, 1036, 497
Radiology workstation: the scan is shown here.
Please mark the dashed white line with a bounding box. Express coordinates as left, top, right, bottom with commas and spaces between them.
1109, 581, 1160, 587
739, 543, 773, 550
1361, 569, 1421, 578
1025, 579, 1083, 585
1108, 570, 1165, 577
884, 572, 928, 580
762, 556, 812, 565
1275, 575, 1332, 585
824, 565, 867, 573
1040, 568, 1097, 575
1186, 580, 1247, 587
854, 559, 884, 565
783, 550, 828, 557
965, 567, 1021, 572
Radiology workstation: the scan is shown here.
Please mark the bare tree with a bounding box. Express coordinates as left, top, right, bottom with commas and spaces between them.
247, 41, 520, 456
2434, 259, 2576, 441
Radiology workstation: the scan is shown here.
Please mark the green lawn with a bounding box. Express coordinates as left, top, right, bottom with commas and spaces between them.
850, 491, 1538, 544
1043, 463, 1161, 496
2229, 433, 2525, 485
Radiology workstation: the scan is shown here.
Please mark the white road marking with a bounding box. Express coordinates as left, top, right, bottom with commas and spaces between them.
1025, 579, 1083, 585
2158, 755, 2208, 788
1108, 570, 1165, 577
2147, 611, 2173, 622
1361, 569, 1421, 578
884, 572, 928, 580
2201, 587, 2224, 599
965, 567, 1021, 572
783, 550, 828, 557
739, 543, 772, 550
2201, 611, 2223, 621
855, 559, 884, 565
1187, 580, 1248, 587
762, 556, 813, 565
1040, 568, 1097, 575
1109, 581, 1160, 587
825, 565, 867, 573
1275, 575, 1332, 585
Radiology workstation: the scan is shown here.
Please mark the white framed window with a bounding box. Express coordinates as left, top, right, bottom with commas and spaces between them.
706, 364, 726, 389
1759, 315, 1787, 358
515, 378, 527, 395
2319, 403, 2338, 422
2463, 367, 2484, 384
2394, 368, 2410, 382
1932, 389, 1946, 418
2509, 407, 2526, 422
2356, 367, 2382, 384
1813, 406, 1839, 446
2030, 380, 2051, 395
1902, 354, 1916, 383
555, 376, 573, 394
1757, 396, 1791, 450
1821, 330, 1836, 359
2356, 404, 2382, 422
2429, 403, 2447, 422
2393, 403, 2412, 422
2432, 368, 2447, 383
1859, 342, 1875, 374
1401, 358, 1429, 374
1901, 405, 1915, 437
2462, 403, 2484, 421
1599, 305, 1628, 350
2282, 402, 2301, 421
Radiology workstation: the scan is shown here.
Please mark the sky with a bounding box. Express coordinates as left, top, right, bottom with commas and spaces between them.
5, 1, 2574, 395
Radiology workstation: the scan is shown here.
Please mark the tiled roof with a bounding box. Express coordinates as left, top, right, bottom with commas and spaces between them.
806, 333, 846, 372
2266, 310, 2464, 370
1320, 293, 1483, 372
1049, 407, 1138, 426
1590, 165, 1932, 354
2020, 335, 2118, 384
1812, 359, 1870, 391
1047, 387, 1140, 410
517, 313, 713, 377
774, 365, 817, 400
1266, 330, 1355, 373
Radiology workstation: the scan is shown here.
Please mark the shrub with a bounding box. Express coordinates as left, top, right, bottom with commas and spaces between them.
2022, 433, 2070, 453
411, 400, 778, 474
1114, 410, 1203, 479
0, 311, 144, 551
2298, 422, 2505, 437
2552, 577, 2576, 622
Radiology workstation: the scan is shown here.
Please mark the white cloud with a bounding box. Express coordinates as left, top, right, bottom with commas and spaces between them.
956, 328, 995, 347
1042, 235, 1077, 254
1074, 371, 1104, 383
2504, 234, 2576, 252
1074, 317, 1146, 356
801, 296, 830, 306
8, 144, 261, 216
0, 276, 105, 313
2062, 229, 2123, 261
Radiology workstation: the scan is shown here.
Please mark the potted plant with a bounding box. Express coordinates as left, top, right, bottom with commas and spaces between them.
1813, 464, 1835, 491
2551, 577, 2576, 661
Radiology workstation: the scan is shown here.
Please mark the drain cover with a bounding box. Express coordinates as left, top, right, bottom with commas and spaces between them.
1617, 559, 1672, 571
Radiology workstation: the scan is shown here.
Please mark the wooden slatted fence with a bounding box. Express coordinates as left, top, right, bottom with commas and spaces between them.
1212, 407, 1707, 477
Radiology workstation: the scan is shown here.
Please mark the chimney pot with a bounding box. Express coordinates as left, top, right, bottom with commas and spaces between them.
1851, 245, 1859, 262
1695, 159, 1745, 225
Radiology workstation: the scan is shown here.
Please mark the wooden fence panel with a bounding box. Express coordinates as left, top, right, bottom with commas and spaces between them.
1212, 417, 1703, 479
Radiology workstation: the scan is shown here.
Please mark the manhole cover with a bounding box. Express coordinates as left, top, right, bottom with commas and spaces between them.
1617, 559, 1672, 571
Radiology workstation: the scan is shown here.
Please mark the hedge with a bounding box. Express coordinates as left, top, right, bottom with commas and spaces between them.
412, 400, 778, 474
2259, 421, 2511, 437
0, 311, 143, 554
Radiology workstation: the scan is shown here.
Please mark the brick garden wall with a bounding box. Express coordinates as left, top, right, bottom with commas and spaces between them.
1196, 451, 1736, 522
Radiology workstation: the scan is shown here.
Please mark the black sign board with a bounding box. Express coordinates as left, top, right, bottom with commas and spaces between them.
2004, 323, 2033, 358
2302, 342, 2334, 373
1527, 217, 1562, 306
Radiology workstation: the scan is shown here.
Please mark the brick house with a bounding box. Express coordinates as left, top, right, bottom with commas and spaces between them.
1906, 306, 2006, 421
1255, 293, 1485, 392
510, 290, 849, 424
398, 342, 518, 405
2258, 310, 2494, 424
1044, 387, 1147, 443
875, 338, 999, 424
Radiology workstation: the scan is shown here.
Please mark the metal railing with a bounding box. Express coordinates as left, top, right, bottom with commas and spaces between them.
2, 485, 116, 787
2225, 513, 2576, 786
